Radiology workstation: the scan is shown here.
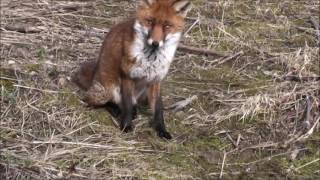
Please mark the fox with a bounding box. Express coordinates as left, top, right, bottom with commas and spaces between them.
73, 0, 192, 139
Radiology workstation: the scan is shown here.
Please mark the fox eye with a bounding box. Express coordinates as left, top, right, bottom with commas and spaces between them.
146, 18, 153, 25
164, 24, 172, 30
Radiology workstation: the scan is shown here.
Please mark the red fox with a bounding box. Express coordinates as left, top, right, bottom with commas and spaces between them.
73, 0, 191, 139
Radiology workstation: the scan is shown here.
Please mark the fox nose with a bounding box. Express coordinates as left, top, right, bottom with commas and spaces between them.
151, 41, 159, 48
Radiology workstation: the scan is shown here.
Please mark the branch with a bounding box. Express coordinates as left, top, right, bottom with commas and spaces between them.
2, 25, 46, 33
53, 2, 96, 11
178, 44, 227, 57
280, 75, 320, 82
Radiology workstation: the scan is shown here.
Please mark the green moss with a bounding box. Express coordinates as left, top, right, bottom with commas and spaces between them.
86, 109, 113, 126
58, 92, 81, 107
0, 79, 14, 92
194, 136, 230, 151
25, 64, 41, 72
164, 154, 189, 167
0, 152, 33, 168
289, 34, 317, 47
37, 47, 46, 61
291, 138, 320, 176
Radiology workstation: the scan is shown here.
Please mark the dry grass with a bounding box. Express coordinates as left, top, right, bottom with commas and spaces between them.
1, 0, 319, 179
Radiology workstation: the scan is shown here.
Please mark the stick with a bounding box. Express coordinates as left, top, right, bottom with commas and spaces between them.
215, 51, 244, 66
54, 3, 94, 11
281, 75, 320, 82
13, 84, 72, 94
31, 140, 134, 150
165, 95, 198, 112
178, 44, 227, 57
2, 25, 46, 33
296, 117, 320, 142
219, 151, 227, 179
294, 158, 320, 171
226, 133, 237, 147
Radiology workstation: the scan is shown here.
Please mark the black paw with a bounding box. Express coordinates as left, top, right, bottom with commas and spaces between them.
105, 102, 121, 118
157, 129, 172, 140
120, 123, 133, 133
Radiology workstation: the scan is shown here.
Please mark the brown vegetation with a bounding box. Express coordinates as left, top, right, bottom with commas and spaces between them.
1, 0, 319, 179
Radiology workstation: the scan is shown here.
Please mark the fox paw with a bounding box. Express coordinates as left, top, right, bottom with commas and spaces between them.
157, 129, 172, 140
120, 123, 133, 133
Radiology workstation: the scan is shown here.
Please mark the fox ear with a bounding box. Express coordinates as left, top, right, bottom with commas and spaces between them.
140, 0, 156, 7
172, 0, 192, 17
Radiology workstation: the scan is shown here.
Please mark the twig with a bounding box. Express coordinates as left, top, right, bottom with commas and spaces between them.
31, 140, 135, 150
214, 51, 244, 66
296, 117, 320, 142
110, 116, 120, 128
53, 3, 95, 11
236, 134, 242, 147
165, 95, 198, 112
0, 76, 19, 81
303, 96, 313, 130
294, 158, 320, 171
226, 133, 237, 148
240, 141, 279, 151
178, 44, 227, 57
219, 151, 227, 179
2, 25, 46, 33
281, 75, 320, 82
13, 84, 72, 94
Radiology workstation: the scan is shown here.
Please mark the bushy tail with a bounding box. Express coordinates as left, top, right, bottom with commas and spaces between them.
72, 61, 96, 90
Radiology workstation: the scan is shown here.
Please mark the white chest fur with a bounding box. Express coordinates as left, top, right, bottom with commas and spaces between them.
129, 22, 181, 82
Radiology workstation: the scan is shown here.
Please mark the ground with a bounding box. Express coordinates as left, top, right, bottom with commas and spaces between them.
0, 0, 319, 179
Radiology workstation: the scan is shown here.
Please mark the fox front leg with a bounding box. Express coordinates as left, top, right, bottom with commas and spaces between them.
148, 83, 172, 139
119, 79, 135, 132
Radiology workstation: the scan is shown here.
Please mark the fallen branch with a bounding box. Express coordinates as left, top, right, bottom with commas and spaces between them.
214, 51, 244, 66
263, 71, 320, 82
281, 75, 320, 82
178, 44, 227, 57
53, 3, 95, 11
2, 25, 46, 33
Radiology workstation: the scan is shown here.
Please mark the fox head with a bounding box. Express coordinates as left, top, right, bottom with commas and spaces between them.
135, 0, 191, 49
